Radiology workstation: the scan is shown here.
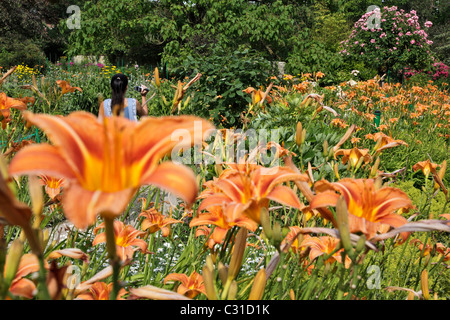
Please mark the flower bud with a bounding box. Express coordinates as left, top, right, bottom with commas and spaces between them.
259, 208, 272, 240
4, 239, 24, 287
228, 228, 247, 281
370, 157, 380, 178
249, 268, 267, 300
323, 140, 329, 157
333, 161, 340, 180
154, 67, 160, 88
434, 160, 446, 192
336, 196, 354, 257
218, 262, 228, 286
227, 280, 238, 300
421, 269, 431, 300
202, 264, 218, 300
355, 234, 366, 253
295, 122, 303, 147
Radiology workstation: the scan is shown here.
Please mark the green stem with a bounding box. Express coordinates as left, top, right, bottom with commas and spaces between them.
37, 254, 51, 300
104, 217, 121, 300
22, 224, 50, 300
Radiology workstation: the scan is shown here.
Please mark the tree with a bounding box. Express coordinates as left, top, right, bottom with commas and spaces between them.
0, 0, 79, 66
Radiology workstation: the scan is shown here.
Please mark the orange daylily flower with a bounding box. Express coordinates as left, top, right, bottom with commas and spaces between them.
366, 132, 408, 152
164, 271, 206, 299
18, 96, 36, 106
6, 253, 43, 299
299, 236, 351, 268
300, 204, 324, 224
56, 80, 82, 95
139, 208, 182, 237
242, 86, 272, 105
0, 158, 32, 230
310, 178, 413, 240
9, 111, 214, 229
39, 175, 65, 200
3, 140, 33, 158
413, 159, 438, 178
330, 118, 349, 128
315, 71, 325, 79
190, 204, 258, 244
0, 92, 27, 128
75, 282, 127, 300
410, 239, 449, 261
198, 163, 308, 224
282, 226, 309, 255
93, 220, 148, 261
194, 226, 219, 249
334, 147, 372, 168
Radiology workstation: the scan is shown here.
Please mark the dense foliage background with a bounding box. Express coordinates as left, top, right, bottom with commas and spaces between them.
1, 0, 448, 76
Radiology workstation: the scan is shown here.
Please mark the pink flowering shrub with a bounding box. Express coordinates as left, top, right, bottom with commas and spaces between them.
405, 62, 449, 81
339, 6, 435, 76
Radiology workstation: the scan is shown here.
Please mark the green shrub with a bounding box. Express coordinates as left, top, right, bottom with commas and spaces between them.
0, 39, 45, 68
171, 46, 274, 127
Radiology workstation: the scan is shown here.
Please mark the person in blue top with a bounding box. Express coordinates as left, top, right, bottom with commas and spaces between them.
99, 73, 148, 121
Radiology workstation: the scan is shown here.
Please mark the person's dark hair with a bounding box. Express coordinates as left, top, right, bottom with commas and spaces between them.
110, 73, 128, 115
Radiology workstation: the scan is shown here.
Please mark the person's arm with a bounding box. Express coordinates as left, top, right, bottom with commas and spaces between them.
136, 85, 149, 117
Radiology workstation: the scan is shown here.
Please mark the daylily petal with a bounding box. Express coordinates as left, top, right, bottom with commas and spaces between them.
61, 182, 136, 229
9, 144, 77, 180
141, 162, 198, 205
9, 278, 36, 299
47, 248, 89, 262
267, 185, 303, 209
309, 190, 341, 210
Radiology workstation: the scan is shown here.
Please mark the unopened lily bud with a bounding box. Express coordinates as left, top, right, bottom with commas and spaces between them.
29, 176, 43, 227
272, 222, 283, 250
421, 269, 431, 300
434, 160, 447, 191
227, 280, 238, 300
355, 234, 366, 253
301, 128, 306, 144
206, 254, 214, 272
333, 162, 340, 180
218, 262, 228, 285
370, 157, 380, 178
374, 177, 383, 190
289, 289, 296, 300
323, 140, 329, 157
4, 239, 24, 286
202, 264, 218, 300
354, 155, 365, 171
183, 96, 191, 109
301, 97, 311, 107
336, 196, 353, 257
373, 137, 383, 153
228, 228, 247, 281
328, 146, 335, 159
161, 95, 169, 107
259, 208, 272, 239
249, 268, 267, 300
295, 122, 303, 147
154, 67, 160, 88
172, 81, 182, 107
41, 228, 50, 250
